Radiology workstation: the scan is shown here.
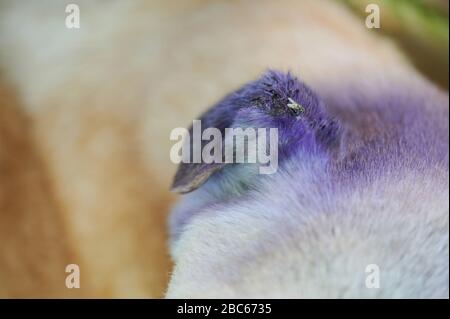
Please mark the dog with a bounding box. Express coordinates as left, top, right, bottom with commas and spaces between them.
0, 0, 447, 297
168, 69, 449, 298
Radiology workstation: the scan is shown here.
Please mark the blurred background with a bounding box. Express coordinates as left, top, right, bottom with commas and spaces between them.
0, 0, 448, 298
345, 0, 448, 88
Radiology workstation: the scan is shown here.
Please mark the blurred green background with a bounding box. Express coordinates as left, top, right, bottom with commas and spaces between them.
344, 0, 449, 90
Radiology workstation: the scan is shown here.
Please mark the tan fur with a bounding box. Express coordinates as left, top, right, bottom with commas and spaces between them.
0, 80, 81, 297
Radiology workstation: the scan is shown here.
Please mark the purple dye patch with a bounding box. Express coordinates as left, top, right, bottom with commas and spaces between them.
172, 70, 342, 192
172, 70, 449, 196
169, 70, 449, 244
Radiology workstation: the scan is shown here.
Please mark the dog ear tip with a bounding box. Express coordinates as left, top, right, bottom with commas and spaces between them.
170, 181, 194, 194
170, 187, 185, 194
170, 182, 184, 193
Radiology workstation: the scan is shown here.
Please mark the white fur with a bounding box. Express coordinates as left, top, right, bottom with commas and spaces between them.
168, 162, 449, 298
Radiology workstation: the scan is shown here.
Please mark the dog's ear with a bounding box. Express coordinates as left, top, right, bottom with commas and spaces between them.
170, 91, 241, 194
171, 162, 225, 194
171, 70, 342, 194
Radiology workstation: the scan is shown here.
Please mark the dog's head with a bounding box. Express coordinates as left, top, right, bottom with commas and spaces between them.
167, 71, 449, 298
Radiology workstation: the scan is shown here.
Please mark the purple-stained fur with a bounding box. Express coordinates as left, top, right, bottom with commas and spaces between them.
172, 70, 448, 196
171, 71, 342, 194
169, 70, 449, 297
